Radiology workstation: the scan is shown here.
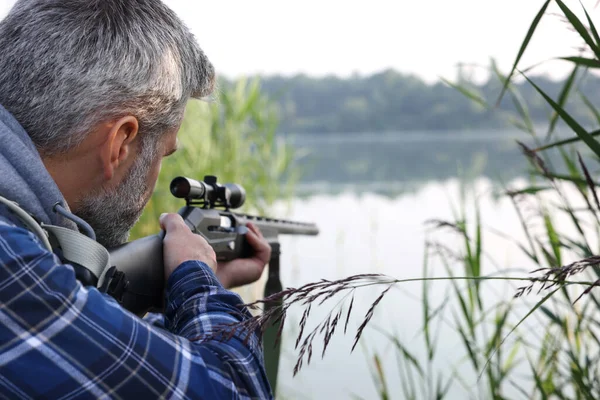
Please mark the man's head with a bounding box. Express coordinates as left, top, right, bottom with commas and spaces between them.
0, 0, 215, 247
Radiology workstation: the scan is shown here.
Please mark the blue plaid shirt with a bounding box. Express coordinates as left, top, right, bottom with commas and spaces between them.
0, 211, 272, 399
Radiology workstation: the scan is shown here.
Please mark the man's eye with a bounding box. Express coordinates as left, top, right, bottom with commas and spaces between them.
164, 139, 181, 157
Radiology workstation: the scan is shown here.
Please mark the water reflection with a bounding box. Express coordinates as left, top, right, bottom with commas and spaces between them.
251, 130, 590, 399
287, 130, 574, 196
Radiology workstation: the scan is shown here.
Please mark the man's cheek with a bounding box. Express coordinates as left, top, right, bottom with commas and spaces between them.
147, 161, 162, 195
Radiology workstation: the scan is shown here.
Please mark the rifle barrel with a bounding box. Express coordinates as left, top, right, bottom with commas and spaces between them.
234, 213, 319, 236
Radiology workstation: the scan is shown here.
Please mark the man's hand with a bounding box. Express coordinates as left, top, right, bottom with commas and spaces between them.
216, 223, 271, 289
160, 213, 217, 280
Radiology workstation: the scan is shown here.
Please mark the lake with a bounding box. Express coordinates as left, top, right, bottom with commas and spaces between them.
240, 130, 591, 399
285, 129, 539, 195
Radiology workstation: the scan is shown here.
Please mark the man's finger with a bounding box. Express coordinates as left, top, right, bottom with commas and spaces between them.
245, 229, 271, 262
159, 213, 185, 233
246, 223, 264, 239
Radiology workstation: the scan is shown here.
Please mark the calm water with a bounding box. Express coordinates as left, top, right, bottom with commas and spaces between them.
287, 130, 530, 195
241, 130, 588, 399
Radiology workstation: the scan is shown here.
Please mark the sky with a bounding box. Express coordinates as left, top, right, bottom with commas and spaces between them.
0, 0, 593, 83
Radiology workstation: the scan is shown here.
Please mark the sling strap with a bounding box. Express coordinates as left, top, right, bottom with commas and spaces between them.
0, 195, 52, 251
0, 195, 112, 288
43, 224, 111, 287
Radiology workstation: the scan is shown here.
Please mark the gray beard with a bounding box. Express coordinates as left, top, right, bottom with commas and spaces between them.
75, 147, 155, 248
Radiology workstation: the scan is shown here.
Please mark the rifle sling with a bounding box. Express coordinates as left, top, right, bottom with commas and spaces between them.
0, 195, 112, 289
42, 224, 111, 288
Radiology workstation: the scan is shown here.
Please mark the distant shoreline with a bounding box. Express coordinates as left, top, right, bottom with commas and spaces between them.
220, 69, 597, 135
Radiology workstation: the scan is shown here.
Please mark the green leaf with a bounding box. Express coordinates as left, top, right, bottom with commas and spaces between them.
457, 323, 480, 371
507, 117, 534, 134
486, 306, 511, 355
564, 237, 595, 258
491, 59, 535, 134
561, 148, 586, 192
482, 287, 561, 379
530, 362, 550, 400
502, 341, 521, 374
377, 331, 425, 378
507, 190, 540, 263
580, 93, 600, 126
523, 75, 600, 159
441, 78, 488, 108
559, 57, 600, 69
372, 354, 390, 400
421, 247, 435, 360
506, 186, 551, 196
538, 239, 558, 268
581, 0, 600, 49
496, 0, 551, 105
555, 0, 600, 60
540, 305, 563, 326
435, 375, 453, 400
508, 88, 535, 135
533, 129, 600, 152
547, 65, 578, 139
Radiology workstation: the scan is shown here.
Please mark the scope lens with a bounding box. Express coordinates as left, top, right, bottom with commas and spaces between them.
170, 177, 191, 198
170, 177, 209, 199
225, 183, 246, 209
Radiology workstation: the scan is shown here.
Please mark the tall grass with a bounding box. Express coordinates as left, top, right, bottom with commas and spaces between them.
362, 1, 600, 397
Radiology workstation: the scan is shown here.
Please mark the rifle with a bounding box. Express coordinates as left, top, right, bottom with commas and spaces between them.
102, 175, 319, 318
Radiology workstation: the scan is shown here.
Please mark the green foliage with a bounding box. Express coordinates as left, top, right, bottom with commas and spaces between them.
130, 78, 299, 239
364, 1, 600, 398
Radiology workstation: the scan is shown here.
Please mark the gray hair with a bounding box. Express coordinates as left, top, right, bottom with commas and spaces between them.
0, 0, 215, 156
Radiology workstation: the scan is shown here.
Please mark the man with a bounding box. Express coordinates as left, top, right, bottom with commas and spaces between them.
0, 0, 273, 398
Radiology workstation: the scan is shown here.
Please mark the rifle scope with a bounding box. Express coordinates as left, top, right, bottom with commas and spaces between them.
170, 175, 246, 209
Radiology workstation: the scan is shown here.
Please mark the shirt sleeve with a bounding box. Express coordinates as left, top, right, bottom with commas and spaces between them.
0, 219, 273, 399
143, 311, 166, 327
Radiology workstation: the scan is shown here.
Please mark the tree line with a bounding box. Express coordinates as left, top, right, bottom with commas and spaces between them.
222, 69, 599, 134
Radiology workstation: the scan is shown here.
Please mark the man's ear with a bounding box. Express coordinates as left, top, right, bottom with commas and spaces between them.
101, 116, 139, 181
